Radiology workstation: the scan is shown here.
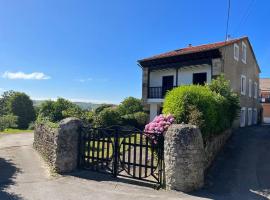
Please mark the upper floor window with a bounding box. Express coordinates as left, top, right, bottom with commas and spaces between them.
234, 43, 239, 61
254, 82, 258, 99
249, 79, 252, 97
241, 75, 246, 95
242, 42, 247, 64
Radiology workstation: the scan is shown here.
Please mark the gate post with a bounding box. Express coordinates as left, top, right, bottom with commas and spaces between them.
164, 124, 205, 192
113, 127, 119, 177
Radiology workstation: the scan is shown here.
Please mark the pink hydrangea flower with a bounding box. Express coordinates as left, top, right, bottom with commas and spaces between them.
144, 114, 175, 143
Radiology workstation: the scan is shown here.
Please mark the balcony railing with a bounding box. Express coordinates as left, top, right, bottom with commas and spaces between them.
148, 86, 176, 99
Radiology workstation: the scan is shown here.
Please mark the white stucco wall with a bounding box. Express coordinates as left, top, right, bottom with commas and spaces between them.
149, 64, 211, 87
178, 64, 211, 85
149, 69, 177, 87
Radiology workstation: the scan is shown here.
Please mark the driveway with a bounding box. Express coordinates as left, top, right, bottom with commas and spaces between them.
1, 126, 270, 200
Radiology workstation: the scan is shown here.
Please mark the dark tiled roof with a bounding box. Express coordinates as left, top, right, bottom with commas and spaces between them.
139, 36, 247, 62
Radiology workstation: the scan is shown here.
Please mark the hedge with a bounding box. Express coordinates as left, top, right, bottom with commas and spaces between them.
163, 84, 233, 139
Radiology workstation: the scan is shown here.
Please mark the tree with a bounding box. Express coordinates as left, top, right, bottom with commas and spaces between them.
7, 92, 35, 129
94, 108, 121, 127
94, 104, 114, 114
0, 90, 15, 115
38, 98, 84, 122
118, 97, 143, 116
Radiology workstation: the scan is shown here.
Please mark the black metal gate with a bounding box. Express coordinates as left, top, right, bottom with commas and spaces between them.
78, 126, 164, 187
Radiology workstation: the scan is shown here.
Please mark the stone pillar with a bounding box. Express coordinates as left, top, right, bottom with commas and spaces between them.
54, 118, 82, 173
142, 67, 149, 104
164, 124, 205, 192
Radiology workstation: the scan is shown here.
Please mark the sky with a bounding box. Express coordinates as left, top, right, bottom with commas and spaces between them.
0, 0, 269, 104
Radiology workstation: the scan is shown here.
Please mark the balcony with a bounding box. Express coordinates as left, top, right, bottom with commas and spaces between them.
148, 86, 176, 99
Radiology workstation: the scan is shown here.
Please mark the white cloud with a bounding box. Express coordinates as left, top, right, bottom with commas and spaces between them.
2, 71, 51, 80
75, 77, 108, 83
75, 78, 93, 83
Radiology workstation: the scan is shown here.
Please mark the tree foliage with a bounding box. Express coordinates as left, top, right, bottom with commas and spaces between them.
38, 98, 83, 122
94, 108, 121, 127
5, 92, 35, 129
118, 97, 143, 116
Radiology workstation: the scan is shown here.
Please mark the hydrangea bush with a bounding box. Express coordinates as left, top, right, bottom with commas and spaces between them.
144, 114, 174, 143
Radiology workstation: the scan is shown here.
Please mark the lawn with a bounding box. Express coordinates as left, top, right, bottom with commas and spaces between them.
0, 128, 33, 134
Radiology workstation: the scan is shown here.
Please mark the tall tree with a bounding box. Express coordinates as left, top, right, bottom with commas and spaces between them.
7, 92, 35, 129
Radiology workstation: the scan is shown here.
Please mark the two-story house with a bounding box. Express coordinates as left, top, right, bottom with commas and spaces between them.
138, 36, 260, 127
260, 78, 270, 123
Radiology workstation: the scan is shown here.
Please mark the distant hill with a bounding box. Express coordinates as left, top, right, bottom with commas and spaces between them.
32, 100, 102, 111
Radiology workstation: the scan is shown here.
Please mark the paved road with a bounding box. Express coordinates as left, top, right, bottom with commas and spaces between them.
192, 125, 270, 200
1, 126, 270, 200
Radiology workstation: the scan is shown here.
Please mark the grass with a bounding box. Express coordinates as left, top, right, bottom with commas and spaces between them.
0, 128, 33, 134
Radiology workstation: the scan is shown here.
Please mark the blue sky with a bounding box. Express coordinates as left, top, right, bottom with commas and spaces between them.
0, 0, 269, 104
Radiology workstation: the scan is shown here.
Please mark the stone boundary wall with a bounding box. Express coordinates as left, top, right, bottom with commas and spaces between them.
33, 118, 82, 173
204, 129, 232, 170
164, 124, 232, 192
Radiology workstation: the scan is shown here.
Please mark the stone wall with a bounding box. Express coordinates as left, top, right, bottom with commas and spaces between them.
33, 118, 82, 173
164, 124, 231, 192
204, 129, 232, 170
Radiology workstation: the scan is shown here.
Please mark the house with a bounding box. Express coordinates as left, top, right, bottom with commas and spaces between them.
260, 78, 270, 123
138, 36, 261, 127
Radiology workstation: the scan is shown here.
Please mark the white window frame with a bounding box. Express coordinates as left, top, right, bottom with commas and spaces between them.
253, 108, 257, 124
234, 43, 239, 61
242, 41, 247, 64
240, 107, 246, 127
254, 82, 258, 99
241, 75, 246, 95
248, 108, 252, 126
248, 79, 252, 97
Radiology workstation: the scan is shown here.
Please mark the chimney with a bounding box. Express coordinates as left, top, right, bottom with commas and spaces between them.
188, 44, 192, 47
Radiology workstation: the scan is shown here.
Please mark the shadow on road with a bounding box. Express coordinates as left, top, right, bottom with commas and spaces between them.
190, 126, 270, 200
0, 157, 23, 200
69, 170, 160, 189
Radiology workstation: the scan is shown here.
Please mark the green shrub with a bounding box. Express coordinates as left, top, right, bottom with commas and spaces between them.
163, 76, 240, 139
208, 74, 240, 125
163, 85, 226, 138
186, 105, 204, 129
28, 121, 35, 130
35, 116, 59, 129
94, 108, 121, 127
0, 114, 18, 131
121, 111, 149, 130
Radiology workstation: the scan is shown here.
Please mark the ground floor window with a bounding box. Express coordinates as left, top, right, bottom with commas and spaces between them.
240, 107, 246, 127
248, 108, 252, 126
253, 108, 257, 124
